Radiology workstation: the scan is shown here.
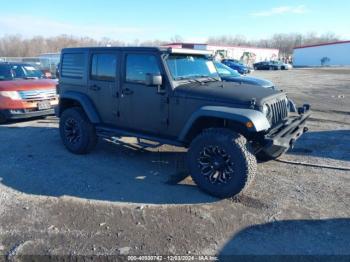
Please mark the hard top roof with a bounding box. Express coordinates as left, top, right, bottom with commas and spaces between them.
61, 46, 213, 55
0, 62, 33, 65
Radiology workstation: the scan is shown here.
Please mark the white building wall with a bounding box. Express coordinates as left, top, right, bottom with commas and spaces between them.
205, 45, 279, 63
293, 42, 350, 67
163, 43, 279, 65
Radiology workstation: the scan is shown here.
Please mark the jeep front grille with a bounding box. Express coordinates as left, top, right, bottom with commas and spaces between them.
270, 99, 288, 125
18, 89, 57, 101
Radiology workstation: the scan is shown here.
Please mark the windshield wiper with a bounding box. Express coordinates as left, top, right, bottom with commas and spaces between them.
191, 75, 220, 83
175, 76, 202, 84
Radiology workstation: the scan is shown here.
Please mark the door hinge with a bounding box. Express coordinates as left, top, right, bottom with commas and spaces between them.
161, 118, 169, 126
161, 96, 170, 104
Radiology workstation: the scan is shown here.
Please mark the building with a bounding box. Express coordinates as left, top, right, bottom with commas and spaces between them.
164, 43, 279, 66
293, 40, 350, 67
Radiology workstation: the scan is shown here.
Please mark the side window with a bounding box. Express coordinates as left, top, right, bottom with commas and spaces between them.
61, 53, 85, 79
11, 65, 25, 78
91, 54, 117, 81
126, 54, 160, 84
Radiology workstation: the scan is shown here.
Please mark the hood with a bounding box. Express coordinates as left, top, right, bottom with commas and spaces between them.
0, 79, 57, 91
221, 75, 275, 89
174, 81, 283, 106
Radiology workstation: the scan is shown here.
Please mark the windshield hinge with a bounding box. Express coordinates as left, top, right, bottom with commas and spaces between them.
250, 98, 256, 109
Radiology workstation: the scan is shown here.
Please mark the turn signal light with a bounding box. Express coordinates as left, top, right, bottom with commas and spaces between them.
246, 121, 254, 129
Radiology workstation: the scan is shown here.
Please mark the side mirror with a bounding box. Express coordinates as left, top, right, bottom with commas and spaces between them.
145, 73, 162, 87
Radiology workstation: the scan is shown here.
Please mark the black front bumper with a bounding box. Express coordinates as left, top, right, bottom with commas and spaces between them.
262, 107, 311, 154
1, 109, 55, 120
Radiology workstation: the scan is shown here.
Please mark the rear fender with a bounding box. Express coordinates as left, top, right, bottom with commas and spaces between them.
58, 91, 101, 123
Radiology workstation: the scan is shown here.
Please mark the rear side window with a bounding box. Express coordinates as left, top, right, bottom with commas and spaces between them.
126, 54, 160, 83
91, 54, 117, 81
61, 53, 85, 79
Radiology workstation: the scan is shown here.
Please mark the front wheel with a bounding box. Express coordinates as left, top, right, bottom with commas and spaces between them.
187, 128, 257, 198
59, 107, 97, 154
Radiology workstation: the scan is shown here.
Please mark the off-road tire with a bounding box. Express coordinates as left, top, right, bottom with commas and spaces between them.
187, 128, 257, 198
59, 107, 97, 154
256, 147, 286, 162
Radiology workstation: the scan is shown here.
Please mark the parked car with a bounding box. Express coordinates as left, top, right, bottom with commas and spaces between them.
214, 62, 297, 112
57, 47, 310, 199
281, 62, 293, 70
253, 61, 278, 70
214, 62, 274, 89
37, 53, 60, 77
254, 61, 292, 70
221, 59, 250, 74
0, 62, 58, 123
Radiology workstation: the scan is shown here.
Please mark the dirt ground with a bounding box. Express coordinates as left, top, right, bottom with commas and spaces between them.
0, 68, 349, 259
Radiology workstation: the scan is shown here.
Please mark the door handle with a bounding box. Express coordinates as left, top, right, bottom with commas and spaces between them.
122, 88, 134, 95
90, 84, 101, 91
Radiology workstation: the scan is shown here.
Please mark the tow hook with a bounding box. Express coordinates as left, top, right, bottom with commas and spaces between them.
298, 104, 311, 114
290, 138, 296, 149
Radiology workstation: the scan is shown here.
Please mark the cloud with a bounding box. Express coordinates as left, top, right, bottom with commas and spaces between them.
251, 5, 307, 17
0, 15, 159, 40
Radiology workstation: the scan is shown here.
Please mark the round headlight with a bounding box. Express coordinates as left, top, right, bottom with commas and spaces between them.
262, 104, 272, 121
262, 104, 268, 114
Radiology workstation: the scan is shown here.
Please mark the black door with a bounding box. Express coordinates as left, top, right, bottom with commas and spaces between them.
118, 52, 168, 134
88, 51, 119, 124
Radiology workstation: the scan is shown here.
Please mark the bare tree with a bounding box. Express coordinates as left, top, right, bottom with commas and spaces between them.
0, 32, 342, 58
170, 35, 184, 43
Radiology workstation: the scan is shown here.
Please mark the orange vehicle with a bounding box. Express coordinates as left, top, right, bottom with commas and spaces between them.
0, 62, 58, 123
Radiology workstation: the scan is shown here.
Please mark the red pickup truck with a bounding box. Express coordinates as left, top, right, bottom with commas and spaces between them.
0, 62, 58, 123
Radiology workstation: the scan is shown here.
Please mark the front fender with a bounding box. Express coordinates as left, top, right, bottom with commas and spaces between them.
178, 106, 270, 141
58, 91, 101, 123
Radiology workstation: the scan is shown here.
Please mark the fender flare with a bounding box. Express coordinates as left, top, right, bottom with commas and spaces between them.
58, 91, 101, 123
178, 106, 270, 141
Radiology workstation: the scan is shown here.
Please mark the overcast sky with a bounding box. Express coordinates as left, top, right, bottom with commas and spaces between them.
1, 0, 349, 42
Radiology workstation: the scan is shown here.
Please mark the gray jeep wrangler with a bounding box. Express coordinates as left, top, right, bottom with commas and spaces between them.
56, 47, 310, 198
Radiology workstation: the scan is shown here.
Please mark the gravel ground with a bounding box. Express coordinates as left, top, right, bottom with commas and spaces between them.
0, 68, 349, 259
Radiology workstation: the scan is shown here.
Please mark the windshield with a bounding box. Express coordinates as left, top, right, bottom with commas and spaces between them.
166, 54, 220, 80
0, 64, 44, 80
214, 62, 241, 77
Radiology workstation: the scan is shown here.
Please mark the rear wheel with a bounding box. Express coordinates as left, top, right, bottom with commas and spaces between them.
59, 107, 97, 154
187, 128, 257, 198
